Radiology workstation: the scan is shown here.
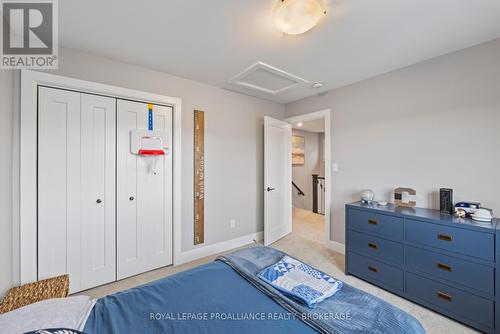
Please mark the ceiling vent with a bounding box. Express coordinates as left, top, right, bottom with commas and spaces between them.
228, 62, 308, 95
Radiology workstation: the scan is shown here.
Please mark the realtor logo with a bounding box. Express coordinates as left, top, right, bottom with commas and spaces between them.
1, 0, 58, 69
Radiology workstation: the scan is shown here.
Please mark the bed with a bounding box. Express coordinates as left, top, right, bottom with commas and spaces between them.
84, 246, 424, 334
0, 246, 425, 334
84, 260, 314, 334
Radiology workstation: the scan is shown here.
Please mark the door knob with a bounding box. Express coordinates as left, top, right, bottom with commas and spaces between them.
96, 199, 102, 204
266, 187, 276, 192
129, 196, 135, 201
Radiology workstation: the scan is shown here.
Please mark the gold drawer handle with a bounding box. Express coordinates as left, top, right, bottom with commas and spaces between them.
437, 234, 452, 242
368, 219, 378, 225
368, 242, 378, 250
437, 291, 453, 302
437, 263, 452, 272
368, 266, 378, 273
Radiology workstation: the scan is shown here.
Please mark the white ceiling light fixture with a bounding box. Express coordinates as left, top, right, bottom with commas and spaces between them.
273, 0, 327, 35
297, 122, 303, 127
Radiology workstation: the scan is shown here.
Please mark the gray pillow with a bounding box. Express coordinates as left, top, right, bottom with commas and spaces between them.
0, 296, 95, 334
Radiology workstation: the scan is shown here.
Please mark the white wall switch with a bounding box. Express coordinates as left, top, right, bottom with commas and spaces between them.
230, 219, 236, 228
332, 163, 339, 172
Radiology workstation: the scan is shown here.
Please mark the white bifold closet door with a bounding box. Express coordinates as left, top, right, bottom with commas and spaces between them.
38, 87, 116, 293
117, 100, 173, 279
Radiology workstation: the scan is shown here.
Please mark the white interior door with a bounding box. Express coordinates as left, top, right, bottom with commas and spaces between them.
117, 100, 173, 279
264, 116, 292, 246
38, 87, 116, 293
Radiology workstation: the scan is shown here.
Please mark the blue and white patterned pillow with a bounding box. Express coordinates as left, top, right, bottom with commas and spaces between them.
257, 256, 343, 308
24, 329, 84, 334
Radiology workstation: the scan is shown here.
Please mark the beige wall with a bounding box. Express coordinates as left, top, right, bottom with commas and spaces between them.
0, 48, 285, 295
286, 38, 500, 244
292, 129, 321, 211
2, 38, 500, 295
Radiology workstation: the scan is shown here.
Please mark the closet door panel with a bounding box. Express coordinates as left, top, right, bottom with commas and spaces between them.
117, 100, 173, 279
117, 106, 141, 265
148, 108, 172, 263
38, 87, 116, 293
80, 93, 116, 290
38, 87, 82, 291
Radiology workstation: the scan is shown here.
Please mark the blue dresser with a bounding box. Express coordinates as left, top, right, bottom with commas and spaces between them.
345, 202, 500, 333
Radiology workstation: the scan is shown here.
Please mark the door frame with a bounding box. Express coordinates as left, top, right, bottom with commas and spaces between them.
15, 70, 182, 285
285, 109, 331, 248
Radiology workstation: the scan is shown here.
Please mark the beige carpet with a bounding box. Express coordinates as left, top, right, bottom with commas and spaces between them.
78, 207, 478, 334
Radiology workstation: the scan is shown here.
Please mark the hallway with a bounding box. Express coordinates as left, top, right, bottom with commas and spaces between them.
291, 207, 324, 243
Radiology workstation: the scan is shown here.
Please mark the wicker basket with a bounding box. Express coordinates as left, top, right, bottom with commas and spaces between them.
0, 274, 69, 314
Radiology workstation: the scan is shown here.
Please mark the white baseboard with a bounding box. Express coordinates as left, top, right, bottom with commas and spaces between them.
175, 231, 264, 265
329, 241, 345, 254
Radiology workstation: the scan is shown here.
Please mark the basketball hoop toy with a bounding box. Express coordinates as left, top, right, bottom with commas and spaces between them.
130, 104, 170, 175
137, 136, 166, 156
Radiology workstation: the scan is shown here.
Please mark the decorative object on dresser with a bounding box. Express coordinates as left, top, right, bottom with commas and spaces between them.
360, 189, 375, 204
394, 187, 416, 208
439, 188, 454, 214
472, 209, 494, 223
345, 201, 500, 333
455, 201, 482, 217
455, 208, 467, 218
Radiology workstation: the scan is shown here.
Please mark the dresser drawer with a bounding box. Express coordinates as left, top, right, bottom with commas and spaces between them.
349, 230, 403, 265
407, 272, 494, 329
348, 209, 403, 241
348, 252, 403, 291
406, 219, 494, 261
406, 246, 494, 295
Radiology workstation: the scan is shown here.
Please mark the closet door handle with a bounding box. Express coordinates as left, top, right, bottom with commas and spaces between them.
96, 199, 102, 204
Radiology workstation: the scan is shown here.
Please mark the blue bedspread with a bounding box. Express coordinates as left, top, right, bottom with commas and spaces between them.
84, 246, 425, 334
218, 245, 425, 334
83, 261, 315, 334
